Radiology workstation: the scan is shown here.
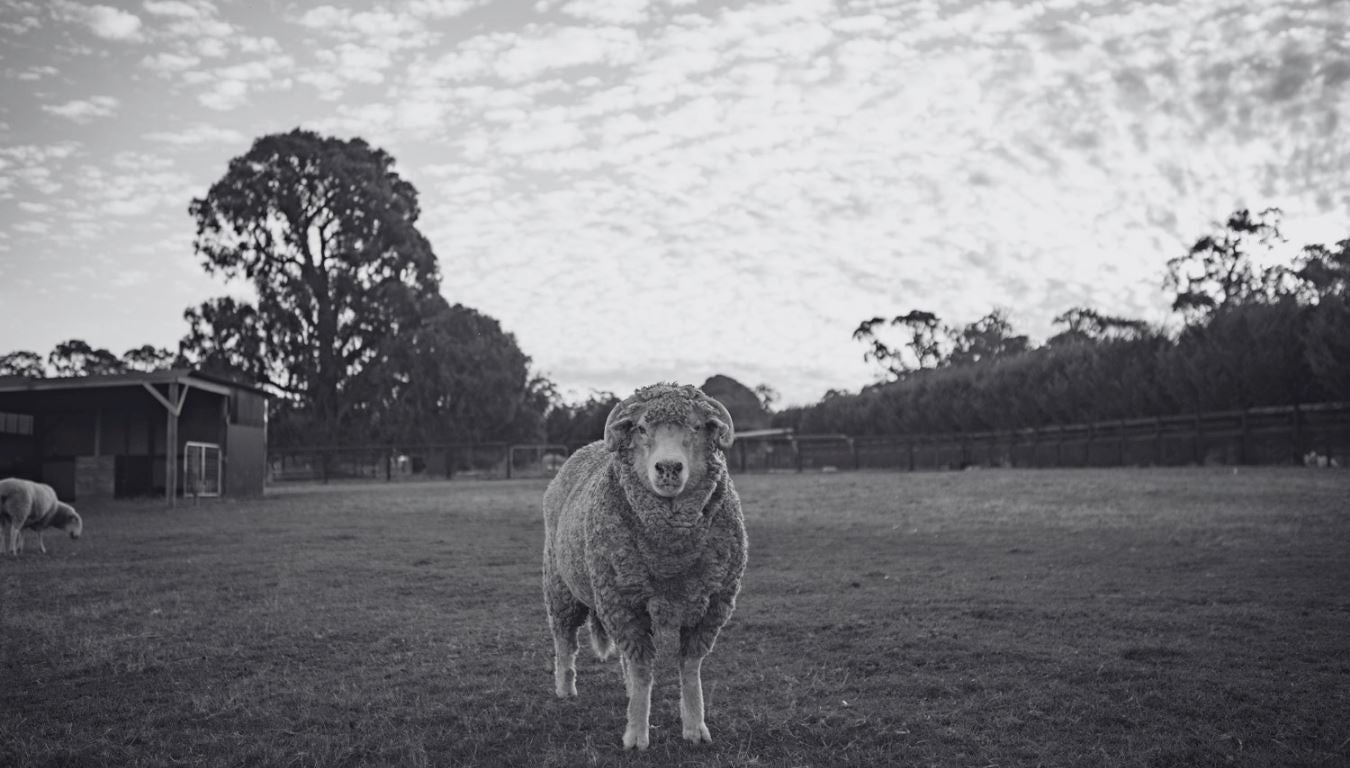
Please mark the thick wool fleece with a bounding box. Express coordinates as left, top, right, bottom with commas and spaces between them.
0, 477, 80, 533
542, 398, 747, 663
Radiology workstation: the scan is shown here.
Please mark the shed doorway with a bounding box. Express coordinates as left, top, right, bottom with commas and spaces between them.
184, 441, 222, 497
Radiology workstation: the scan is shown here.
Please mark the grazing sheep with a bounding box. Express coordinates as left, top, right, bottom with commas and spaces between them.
542, 383, 748, 750
0, 477, 83, 556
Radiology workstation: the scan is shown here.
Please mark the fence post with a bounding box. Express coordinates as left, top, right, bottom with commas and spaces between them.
851, 438, 860, 470
1239, 410, 1250, 465
908, 438, 916, 472
795, 439, 803, 473
1193, 414, 1204, 465
1118, 422, 1127, 467
1154, 418, 1164, 466
385, 450, 392, 482
1292, 404, 1304, 462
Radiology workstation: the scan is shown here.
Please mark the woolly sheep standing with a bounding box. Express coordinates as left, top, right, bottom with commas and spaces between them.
542, 383, 748, 750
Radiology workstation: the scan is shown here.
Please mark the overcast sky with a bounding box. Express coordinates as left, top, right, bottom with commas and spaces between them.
0, 0, 1346, 406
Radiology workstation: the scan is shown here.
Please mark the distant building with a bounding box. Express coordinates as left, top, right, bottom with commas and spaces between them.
0, 369, 267, 501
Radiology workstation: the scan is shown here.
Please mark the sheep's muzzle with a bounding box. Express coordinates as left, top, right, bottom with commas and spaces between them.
644, 424, 693, 498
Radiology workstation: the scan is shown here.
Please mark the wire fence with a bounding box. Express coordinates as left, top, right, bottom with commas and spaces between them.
267, 401, 1350, 485
731, 401, 1350, 473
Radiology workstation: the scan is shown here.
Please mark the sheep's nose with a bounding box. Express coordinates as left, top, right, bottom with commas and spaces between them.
655, 460, 684, 479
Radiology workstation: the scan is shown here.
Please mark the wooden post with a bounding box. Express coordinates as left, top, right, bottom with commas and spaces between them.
1193, 413, 1203, 465
1292, 405, 1304, 463
166, 381, 178, 507
1238, 410, 1249, 465
1154, 418, 1164, 466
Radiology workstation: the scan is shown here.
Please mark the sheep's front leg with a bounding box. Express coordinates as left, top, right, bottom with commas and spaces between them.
36, 529, 46, 554
679, 655, 711, 743
678, 592, 737, 744
622, 653, 654, 750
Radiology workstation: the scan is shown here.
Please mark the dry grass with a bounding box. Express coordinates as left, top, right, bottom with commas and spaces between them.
2, 467, 1347, 767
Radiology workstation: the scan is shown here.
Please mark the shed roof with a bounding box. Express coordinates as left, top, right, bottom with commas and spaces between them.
0, 369, 268, 398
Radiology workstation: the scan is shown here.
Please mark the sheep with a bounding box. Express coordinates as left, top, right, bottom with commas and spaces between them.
542, 383, 748, 750
0, 477, 83, 556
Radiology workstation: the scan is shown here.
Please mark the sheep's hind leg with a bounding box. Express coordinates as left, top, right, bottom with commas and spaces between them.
678, 655, 712, 744
544, 579, 587, 698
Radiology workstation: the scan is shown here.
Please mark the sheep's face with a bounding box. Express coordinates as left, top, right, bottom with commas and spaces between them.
55, 503, 81, 539
605, 384, 735, 499
631, 417, 708, 499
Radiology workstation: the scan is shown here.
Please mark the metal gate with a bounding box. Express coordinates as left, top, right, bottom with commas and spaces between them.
184, 441, 221, 497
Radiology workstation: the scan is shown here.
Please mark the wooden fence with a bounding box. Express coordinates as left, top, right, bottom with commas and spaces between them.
268, 402, 1350, 484
732, 402, 1350, 473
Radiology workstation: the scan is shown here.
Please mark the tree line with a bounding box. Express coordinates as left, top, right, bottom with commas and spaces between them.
0, 129, 570, 450
776, 208, 1350, 436
4, 131, 1344, 448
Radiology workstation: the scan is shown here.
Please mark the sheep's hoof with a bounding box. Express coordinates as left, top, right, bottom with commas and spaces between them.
682, 723, 712, 744
622, 728, 650, 750
553, 684, 577, 698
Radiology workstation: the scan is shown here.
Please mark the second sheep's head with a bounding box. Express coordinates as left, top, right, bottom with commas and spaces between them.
604, 384, 735, 499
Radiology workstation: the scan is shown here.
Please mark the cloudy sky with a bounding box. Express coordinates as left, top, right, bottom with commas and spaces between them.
0, 0, 1346, 406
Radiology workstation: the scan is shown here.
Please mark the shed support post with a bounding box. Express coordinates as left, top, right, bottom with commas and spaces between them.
142, 380, 189, 508
166, 381, 179, 507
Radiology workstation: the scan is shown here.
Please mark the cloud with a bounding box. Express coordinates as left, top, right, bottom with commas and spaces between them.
41, 96, 119, 122
143, 124, 246, 145
141, 51, 202, 73
54, 1, 142, 41
494, 26, 644, 82
75, 154, 194, 218
558, 0, 652, 25
407, 0, 481, 18
141, 0, 210, 19
295, 5, 431, 49
16, 65, 60, 81
183, 54, 295, 110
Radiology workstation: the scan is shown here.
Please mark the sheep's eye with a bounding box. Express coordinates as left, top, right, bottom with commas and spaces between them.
636, 424, 648, 435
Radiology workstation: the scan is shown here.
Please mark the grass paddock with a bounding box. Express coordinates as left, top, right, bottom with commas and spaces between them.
2, 468, 1348, 767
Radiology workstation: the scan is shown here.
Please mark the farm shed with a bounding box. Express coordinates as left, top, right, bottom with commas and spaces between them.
0, 369, 267, 502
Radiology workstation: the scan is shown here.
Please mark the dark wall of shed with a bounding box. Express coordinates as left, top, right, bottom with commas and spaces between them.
226, 423, 266, 496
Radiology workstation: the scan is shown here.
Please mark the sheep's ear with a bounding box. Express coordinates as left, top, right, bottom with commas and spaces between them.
707, 416, 734, 450
604, 416, 633, 452
698, 394, 735, 450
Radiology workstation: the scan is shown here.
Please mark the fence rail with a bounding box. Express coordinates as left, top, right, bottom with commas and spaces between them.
268, 402, 1350, 485
731, 401, 1350, 473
